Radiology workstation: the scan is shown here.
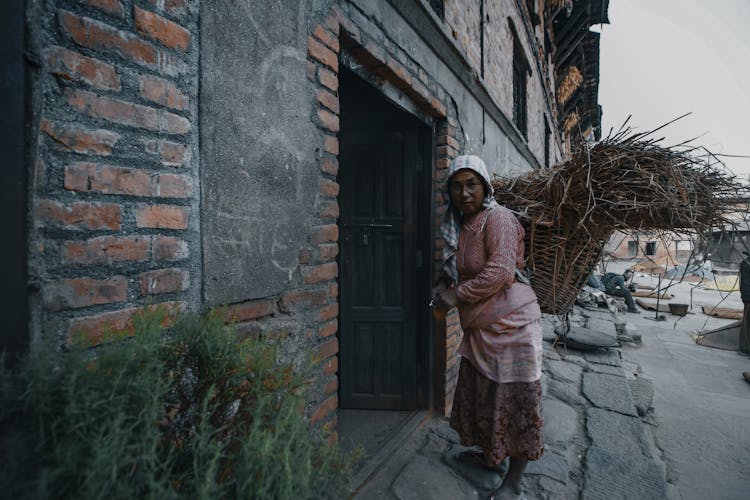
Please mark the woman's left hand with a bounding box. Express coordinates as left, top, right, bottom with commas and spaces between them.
435, 289, 457, 310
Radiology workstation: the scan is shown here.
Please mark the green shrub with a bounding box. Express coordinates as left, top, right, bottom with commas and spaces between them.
0, 309, 352, 499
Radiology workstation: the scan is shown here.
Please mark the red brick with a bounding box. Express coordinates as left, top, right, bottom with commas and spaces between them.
337, 12, 360, 42
79, 0, 125, 18
68, 89, 190, 135
152, 235, 189, 261
318, 303, 339, 322
44, 46, 121, 90
135, 204, 189, 229
40, 119, 119, 155
313, 25, 339, 53
68, 301, 182, 346
317, 108, 339, 133
307, 36, 338, 72
324, 377, 338, 395
310, 394, 338, 426
319, 178, 339, 197
311, 225, 339, 245
318, 67, 338, 92
298, 247, 313, 265
436, 157, 451, 170
134, 7, 190, 51
306, 61, 317, 82
36, 199, 120, 231
44, 275, 127, 311
328, 281, 338, 299
322, 355, 338, 375
146, 0, 188, 18
319, 243, 338, 261
279, 288, 327, 313
59, 10, 157, 68
431, 98, 447, 117
64, 162, 192, 198
138, 267, 189, 295
139, 75, 188, 110
63, 235, 150, 265
385, 57, 412, 89
320, 156, 338, 176
318, 200, 339, 219
325, 13, 340, 35
436, 144, 456, 158
316, 89, 339, 114
316, 337, 339, 362
224, 298, 276, 322
436, 134, 460, 150
302, 262, 338, 284
145, 139, 190, 167
324, 135, 339, 155
319, 319, 338, 338
157, 173, 193, 197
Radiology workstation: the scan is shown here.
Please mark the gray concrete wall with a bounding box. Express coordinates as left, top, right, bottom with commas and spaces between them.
200, 0, 332, 305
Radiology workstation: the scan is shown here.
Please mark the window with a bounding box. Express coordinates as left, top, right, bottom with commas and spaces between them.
544, 119, 550, 167
645, 241, 657, 256
627, 241, 638, 258
511, 31, 528, 138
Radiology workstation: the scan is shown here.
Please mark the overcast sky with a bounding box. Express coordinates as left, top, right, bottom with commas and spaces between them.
597, 0, 750, 180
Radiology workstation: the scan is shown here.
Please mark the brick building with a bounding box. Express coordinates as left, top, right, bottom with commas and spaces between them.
3, 0, 608, 438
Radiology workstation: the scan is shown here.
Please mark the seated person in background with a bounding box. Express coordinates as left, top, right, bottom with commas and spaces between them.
601, 269, 638, 313
586, 272, 605, 291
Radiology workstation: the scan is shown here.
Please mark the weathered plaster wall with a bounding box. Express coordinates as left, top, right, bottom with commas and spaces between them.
200, 0, 329, 305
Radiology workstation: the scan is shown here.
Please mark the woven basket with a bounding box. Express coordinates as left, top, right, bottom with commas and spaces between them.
519, 214, 606, 316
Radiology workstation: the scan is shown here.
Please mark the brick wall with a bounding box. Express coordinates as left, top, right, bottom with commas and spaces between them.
29, 0, 200, 345
444, 0, 562, 167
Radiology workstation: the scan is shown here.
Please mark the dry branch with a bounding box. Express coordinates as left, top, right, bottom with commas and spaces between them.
493, 126, 750, 314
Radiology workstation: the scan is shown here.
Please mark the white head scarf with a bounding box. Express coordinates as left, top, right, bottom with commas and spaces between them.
440, 155, 499, 283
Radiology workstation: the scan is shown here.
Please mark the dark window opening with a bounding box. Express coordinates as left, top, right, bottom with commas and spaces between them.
511, 30, 528, 138
544, 119, 550, 168
428, 0, 445, 20
645, 241, 657, 256
627, 241, 638, 258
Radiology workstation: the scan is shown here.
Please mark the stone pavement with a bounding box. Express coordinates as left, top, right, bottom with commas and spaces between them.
351, 307, 671, 500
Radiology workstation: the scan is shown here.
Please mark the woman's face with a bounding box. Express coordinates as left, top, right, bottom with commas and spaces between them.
449, 169, 486, 216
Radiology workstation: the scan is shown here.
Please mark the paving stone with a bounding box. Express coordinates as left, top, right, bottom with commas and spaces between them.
583, 348, 622, 366
584, 407, 668, 499
628, 377, 655, 417
443, 446, 502, 492
392, 454, 479, 500
543, 342, 562, 360
429, 419, 461, 444
526, 449, 569, 483
586, 408, 653, 458
543, 399, 578, 448
421, 429, 450, 457
583, 446, 668, 500
584, 362, 626, 377
582, 372, 638, 416
547, 379, 586, 407
546, 359, 583, 383
586, 317, 617, 336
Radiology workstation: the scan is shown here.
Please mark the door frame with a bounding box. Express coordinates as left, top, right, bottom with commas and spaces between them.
337, 66, 435, 410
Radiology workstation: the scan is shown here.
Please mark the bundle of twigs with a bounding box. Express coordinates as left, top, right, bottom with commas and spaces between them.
492, 120, 749, 314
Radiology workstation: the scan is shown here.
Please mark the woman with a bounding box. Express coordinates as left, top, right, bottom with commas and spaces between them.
432, 155, 544, 500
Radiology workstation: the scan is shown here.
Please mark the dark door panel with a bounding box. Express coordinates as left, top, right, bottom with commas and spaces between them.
338, 68, 432, 411
339, 130, 418, 410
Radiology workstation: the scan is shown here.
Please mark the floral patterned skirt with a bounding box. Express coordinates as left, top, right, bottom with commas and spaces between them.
450, 358, 544, 466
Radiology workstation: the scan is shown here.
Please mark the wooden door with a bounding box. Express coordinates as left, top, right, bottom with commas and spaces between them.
339, 129, 419, 410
